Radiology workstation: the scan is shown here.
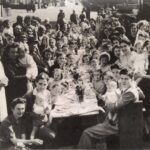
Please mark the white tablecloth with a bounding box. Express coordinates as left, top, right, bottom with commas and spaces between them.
52, 84, 105, 118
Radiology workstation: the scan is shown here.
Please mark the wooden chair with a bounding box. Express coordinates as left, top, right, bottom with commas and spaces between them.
118, 101, 143, 149
97, 101, 144, 150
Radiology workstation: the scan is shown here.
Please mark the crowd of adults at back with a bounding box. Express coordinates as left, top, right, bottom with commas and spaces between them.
0, 6, 150, 149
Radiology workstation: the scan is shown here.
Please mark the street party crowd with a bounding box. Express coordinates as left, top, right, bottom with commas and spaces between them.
0, 6, 150, 149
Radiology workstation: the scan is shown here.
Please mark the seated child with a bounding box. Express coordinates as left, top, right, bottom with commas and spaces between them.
48, 69, 63, 90
92, 69, 106, 96
30, 93, 53, 139
90, 59, 100, 73
30, 73, 54, 140
102, 80, 121, 125
48, 69, 63, 102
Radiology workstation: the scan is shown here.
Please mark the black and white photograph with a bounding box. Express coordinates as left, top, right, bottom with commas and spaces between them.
0, 0, 150, 150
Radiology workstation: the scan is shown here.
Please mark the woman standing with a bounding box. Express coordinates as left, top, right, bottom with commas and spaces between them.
3, 43, 28, 113
0, 60, 8, 122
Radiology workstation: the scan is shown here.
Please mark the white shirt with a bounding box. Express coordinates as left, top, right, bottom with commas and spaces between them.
132, 52, 148, 74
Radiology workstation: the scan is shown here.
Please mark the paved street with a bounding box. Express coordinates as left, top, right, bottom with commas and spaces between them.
3, 0, 84, 23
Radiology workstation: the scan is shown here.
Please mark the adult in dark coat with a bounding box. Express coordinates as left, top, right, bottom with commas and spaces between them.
70, 10, 78, 24
13, 15, 24, 30
57, 10, 65, 31
3, 43, 27, 113
79, 11, 86, 22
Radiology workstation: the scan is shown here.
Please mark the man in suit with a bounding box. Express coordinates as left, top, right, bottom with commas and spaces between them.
77, 69, 139, 149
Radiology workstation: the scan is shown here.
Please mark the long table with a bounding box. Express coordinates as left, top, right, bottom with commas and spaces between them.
50, 112, 100, 148
49, 82, 102, 148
